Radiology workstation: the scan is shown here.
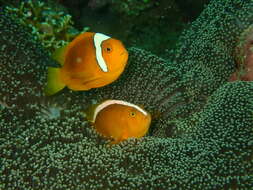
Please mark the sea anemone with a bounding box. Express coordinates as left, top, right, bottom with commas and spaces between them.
230, 25, 253, 81
0, 0, 253, 189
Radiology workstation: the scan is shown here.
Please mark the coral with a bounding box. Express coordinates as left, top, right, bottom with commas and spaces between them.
0, 0, 253, 190
4, 0, 88, 54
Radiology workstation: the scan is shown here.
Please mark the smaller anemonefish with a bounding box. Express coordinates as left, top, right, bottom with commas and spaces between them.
85, 100, 151, 144
44, 32, 128, 96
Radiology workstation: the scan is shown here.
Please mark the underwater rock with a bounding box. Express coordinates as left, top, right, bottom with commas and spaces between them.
0, 0, 253, 189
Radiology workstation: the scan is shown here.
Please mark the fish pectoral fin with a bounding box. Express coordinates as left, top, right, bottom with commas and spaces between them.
117, 130, 129, 142
121, 133, 129, 141
107, 132, 129, 145
44, 67, 66, 96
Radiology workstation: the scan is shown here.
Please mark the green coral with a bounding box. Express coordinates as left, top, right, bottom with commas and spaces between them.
4, 0, 88, 54
0, 0, 253, 189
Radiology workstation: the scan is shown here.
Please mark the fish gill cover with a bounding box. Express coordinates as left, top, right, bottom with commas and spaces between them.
0, 0, 253, 190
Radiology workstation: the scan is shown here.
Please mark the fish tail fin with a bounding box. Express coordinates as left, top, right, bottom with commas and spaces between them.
44, 67, 66, 96
52, 45, 67, 65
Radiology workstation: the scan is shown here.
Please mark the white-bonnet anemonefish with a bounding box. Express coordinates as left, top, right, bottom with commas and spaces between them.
85, 100, 152, 144
44, 32, 128, 96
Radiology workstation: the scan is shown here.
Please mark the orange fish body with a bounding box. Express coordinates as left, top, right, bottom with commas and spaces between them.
44, 32, 128, 95
86, 100, 151, 144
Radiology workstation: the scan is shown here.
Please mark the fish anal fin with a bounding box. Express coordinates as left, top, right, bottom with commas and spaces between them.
44, 67, 66, 96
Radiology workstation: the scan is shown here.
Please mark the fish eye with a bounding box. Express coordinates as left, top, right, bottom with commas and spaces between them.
106, 47, 111, 52
130, 111, 136, 117
104, 44, 113, 53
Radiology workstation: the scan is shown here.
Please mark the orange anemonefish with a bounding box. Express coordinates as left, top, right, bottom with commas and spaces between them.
85, 100, 151, 144
44, 32, 128, 96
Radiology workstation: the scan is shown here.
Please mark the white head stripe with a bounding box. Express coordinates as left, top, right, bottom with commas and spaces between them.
93, 100, 148, 122
94, 33, 110, 72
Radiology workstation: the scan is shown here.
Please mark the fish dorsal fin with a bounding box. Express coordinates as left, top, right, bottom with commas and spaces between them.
93, 100, 148, 122
94, 33, 110, 72
84, 103, 99, 122
52, 44, 68, 66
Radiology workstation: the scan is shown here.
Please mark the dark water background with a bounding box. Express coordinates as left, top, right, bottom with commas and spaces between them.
60, 0, 210, 57
0, 0, 210, 57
